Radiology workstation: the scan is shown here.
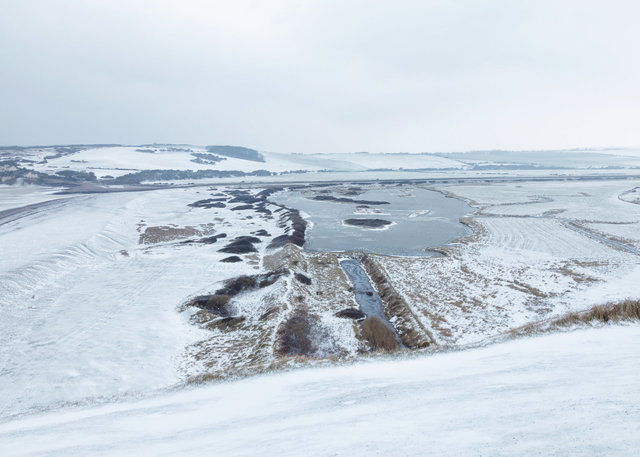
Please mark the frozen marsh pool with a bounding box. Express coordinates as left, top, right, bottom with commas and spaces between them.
273, 185, 472, 256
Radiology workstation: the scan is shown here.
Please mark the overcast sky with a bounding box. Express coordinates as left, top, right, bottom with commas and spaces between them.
1, 0, 639, 153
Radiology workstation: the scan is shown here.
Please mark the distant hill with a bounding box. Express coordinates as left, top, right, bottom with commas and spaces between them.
205, 145, 264, 162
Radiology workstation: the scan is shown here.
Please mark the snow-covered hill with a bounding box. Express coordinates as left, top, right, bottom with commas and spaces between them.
1, 325, 638, 456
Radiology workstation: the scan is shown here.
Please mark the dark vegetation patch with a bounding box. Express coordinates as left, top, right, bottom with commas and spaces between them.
215, 269, 289, 296
190, 152, 225, 165
207, 316, 246, 331
256, 187, 283, 199
220, 256, 242, 263
188, 269, 289, 314
277, 309, 317, 356
188, 199, 226, 209
218, 235, 261, 254
235, 235, 261, 243
231, 204, 254, 211
294, 273, 312, 285
205, 145, 265, 162
336, 308, 366, 320
253, 203, 272, 215
360, 316, 399, 352
311, 195, 390, 205
229, 195, 262, 204
111, 168, 273, 185
180, 233, 227, 245
344, 218, 393, 228
196, 234, 226, 244
268, 209, 307, 248
343, 186, 363, 196
55, 170, 97, 182
190, 294, 232, 316
259, 306, 279, 321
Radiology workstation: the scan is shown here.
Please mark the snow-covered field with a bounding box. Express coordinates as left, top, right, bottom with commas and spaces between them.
0, 184, 69, 212
0, 186, 295, 416
2, 147, 640, 454
7, 145, 640, 184
447, 180, 640, 221
373, 180, 640, 345
17, 146, 468, 180
1, 325, 638, 457
0, 184, 368, 417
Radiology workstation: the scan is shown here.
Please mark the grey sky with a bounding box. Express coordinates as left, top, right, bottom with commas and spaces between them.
1, 0, 639, 153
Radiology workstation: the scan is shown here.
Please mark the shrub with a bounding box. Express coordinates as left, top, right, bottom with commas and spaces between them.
335, 308, 366, 320
294, 273, 312, 285
277, 309, 315, 356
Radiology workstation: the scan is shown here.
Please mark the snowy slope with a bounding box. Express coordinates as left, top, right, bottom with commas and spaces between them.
0, 186, 294, 417
0, 325, 638, 456
26, 146, 469, 180
0, 184, 68, 212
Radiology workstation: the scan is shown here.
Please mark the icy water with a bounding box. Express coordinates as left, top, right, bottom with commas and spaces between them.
273, 185, 472, 256
340, 259, 392, 322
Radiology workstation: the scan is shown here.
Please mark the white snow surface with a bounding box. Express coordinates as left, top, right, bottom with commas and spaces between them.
1, 325, 639, 456
27, 146, 468, 180
0, 186, 287, 417
0, 184, 68, 212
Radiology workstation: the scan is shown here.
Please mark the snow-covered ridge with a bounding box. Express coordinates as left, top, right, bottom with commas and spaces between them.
5, 145, 640, 185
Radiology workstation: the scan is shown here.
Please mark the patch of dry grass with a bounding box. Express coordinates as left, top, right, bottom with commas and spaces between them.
511, 300, 640, 336
361, 255, 433, 348
360, 316, 399, 352
138, 224, 214, 244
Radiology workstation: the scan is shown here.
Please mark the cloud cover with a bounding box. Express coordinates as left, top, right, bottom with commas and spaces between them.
1, 0, 639, 153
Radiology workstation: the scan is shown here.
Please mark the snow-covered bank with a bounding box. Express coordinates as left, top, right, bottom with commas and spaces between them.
1, 325, 639, 456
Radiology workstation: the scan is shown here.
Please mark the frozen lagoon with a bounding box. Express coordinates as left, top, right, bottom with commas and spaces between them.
273, 185, 472, 256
